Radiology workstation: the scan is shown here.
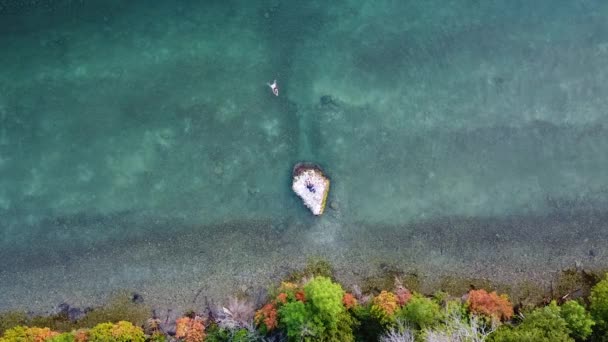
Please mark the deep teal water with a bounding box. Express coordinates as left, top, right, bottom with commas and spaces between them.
1, 0, 608, 311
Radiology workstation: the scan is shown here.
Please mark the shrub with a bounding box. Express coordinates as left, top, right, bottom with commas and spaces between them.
489, 325, 565, 342
350, 305, 384, 341
370, 291, 398, 325
522, 302, 571, 341
203, 324, 229, 342
395, 287, 412, 307
45, 330, 85, 342
590, 273, 608, 333
276, 293, 288, 304
254, 304, 278, 333
342, 293, 357, 310
303, 276, 345, 327
307, 277, 355, 341
72, 330, 87, 342
230, 328, 253, 342
206, 326, 257, 342
0, 326, 59, 342
425, 312, 496, 342
274, 277, 354, 341
279, 282, 298, 292
175, 316, 205, 342
272, 282, 301, 306
148, 331, 167, 342
327, 312, 357, 342
217, 297, 255, 331
278, 301, 315, 340
47, 332, 76, 342
397, 294, 441, 329
88, 321, 145, 342
445, 299, 468, 320
560, 300, 594, 340
489, 301, 572, 342
295, 291, 306, 303
379, 319, 415, 342
467, 289, 514, 321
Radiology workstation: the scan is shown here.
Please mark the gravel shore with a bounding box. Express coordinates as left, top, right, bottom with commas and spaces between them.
1, 208, 606, 315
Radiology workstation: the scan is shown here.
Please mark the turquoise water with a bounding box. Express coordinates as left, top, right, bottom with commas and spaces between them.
1, 0, 608, 312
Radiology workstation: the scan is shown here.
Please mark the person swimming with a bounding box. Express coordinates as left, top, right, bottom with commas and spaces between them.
267, 79, 279, 96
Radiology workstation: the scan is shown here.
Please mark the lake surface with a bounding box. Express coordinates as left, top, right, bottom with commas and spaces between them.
1, 0, 608, 313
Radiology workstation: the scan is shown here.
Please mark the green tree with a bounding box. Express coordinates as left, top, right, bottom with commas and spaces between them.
396, 294, 442, 329
591, 273, 608, 334
489, 302, 572, 342
560, 300, 594, 340
88, 321, 145, 342
279, 301, 317, 340
304, 276, 345, 328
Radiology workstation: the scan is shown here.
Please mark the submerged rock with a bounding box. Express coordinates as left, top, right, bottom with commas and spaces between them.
292, 163, 330, 216
55, 303, 86, 322
131, 292, 144, 304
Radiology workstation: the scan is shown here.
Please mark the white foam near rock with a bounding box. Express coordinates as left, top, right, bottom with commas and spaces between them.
292, 163, 330, 216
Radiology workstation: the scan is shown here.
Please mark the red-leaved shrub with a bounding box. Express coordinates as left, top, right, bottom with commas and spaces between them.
295, 290, 306, 302
343, 293, 357, 309
276, 292, 288, 304
395, 286, 412, 306
255, 303, 278, 331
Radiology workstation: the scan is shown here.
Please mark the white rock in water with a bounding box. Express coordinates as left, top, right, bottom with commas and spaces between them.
292, 163, 330, 216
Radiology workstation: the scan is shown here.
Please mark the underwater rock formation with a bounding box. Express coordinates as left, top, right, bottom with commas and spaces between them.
292, 163, 330, 216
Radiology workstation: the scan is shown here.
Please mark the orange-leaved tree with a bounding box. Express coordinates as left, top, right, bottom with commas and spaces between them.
175, 316, 206, 342
254, 303, 278, 333
467, 289, 514, 321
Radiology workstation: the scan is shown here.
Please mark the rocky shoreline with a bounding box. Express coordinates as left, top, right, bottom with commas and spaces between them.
2, 261, 608, 341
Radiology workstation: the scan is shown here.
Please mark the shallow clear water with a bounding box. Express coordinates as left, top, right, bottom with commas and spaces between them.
1, 0, 608, 312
